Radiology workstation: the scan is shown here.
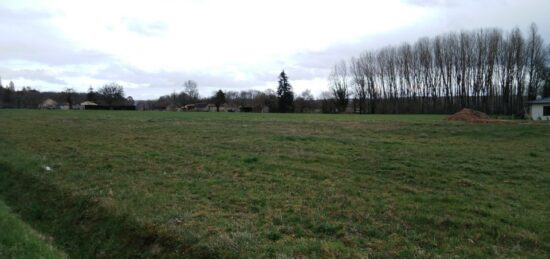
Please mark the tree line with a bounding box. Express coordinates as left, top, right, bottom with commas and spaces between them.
0, 73, 314, 112
327, 23, 550, 115
137, 71, 318, 112
0, 81, 133, 109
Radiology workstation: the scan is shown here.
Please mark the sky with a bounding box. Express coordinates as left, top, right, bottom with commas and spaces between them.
0, 0, 549, 100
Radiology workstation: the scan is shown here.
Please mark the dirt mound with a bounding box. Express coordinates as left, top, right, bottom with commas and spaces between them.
447, 108, 491, 123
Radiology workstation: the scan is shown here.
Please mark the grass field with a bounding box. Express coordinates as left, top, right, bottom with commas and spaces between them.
0, 199, 66, 259
0, 110, 549, 257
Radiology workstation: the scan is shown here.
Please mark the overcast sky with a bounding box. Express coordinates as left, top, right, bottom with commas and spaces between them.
1, 0, 549, 100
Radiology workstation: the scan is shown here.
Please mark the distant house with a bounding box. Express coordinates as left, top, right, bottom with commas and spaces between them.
165, 104, 177, 111
212, 104, 233, 112
182, 103, 220, 112
80, 101, 98, 110
528, 97, 550, 120
59, 103, 80, 110
39, 99, 58, 109
194, 103, 209, 112
225, 105, 239, 112
184, 104, 195, 111
80, 101, 135, 110
81, 101, 98, 106
240, 106, 253, 112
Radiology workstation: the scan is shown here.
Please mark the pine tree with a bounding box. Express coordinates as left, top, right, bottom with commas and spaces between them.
277, 70, 294, 113
214, 90, 226, 112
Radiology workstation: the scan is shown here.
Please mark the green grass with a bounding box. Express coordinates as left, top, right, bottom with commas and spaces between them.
0, 199, 66, 259
0, 110, 549, 257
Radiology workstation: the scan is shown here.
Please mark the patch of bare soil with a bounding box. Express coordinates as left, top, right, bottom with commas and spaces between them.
447, 108, 514, 124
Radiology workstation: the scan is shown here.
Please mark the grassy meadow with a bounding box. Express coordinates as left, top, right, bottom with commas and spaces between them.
0, 199, 66, 259
0, 110, 549, 257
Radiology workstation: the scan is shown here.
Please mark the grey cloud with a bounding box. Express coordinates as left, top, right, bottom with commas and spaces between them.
402, 0, 498, 7
294, 0, 550, 75
402, 0, 458, 7
91, 64, 277, 99
291, 22, 441, 72
0, 6, 113, 66
401, 0, 550, 39
2, 1, 549, 100
93, 64, 260, 88
124, 18, 168, 37
1, 68, 67, 85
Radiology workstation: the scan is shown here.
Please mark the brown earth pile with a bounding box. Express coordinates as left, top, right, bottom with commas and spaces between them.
447, 108, 491, 123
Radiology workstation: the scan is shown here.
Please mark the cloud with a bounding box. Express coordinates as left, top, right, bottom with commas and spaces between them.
402, 0, 460, 7
0, 6, 112, 65
123, 18, 167, 37
1, 0, 549, 100
0, 68, 66, 85
400, 0, 550, 41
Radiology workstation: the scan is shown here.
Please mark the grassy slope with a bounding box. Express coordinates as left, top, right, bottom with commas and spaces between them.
0, 199, 66, 259
0, 110, 549, 257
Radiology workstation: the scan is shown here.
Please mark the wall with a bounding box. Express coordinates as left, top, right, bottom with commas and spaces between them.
530, 104, 550, 120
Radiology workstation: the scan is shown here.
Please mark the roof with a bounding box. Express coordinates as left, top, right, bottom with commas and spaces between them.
81, 101, 98, 106
528, 97, 550, 105
194, 103, 208, 108
41, 98, 58, 107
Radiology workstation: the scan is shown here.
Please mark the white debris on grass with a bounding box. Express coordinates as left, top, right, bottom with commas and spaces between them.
42, 165, 52, 172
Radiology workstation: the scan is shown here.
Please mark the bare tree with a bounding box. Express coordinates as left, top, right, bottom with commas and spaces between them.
320, 91, 335, 113
295, 89, 315, 113
359, 51, 378, 113
327, 24, 547, 115
526, 23, 546, 101
184, 80, 199, 101
98, 83, 125, 108
63, 88, 75, 109
126, 96, 135, 106
329, 60, 350, 113
350, 57, 367, 113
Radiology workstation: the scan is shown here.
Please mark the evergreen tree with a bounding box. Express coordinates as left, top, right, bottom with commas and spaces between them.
277, 70, 294, 113
214, 89, 226, 112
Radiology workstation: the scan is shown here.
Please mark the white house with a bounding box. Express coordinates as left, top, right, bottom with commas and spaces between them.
527, 97, 550, 120
80, 101, 98, 110
39, 99, 58, 109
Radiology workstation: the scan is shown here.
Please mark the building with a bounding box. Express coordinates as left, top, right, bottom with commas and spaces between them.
194, 103, 209, 112
225, 105, 239, 112
183, 104, 195, 111
39, 99, 58, 109
527, 97, 550, 120
80, 101, 98, 110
